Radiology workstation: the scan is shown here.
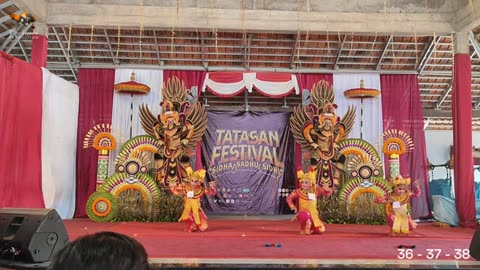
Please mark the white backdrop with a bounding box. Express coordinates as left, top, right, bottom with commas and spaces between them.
41, 68, 79, 219
333, 73, 383, 152
425, 130, 480, 182
108, 69, 163, 175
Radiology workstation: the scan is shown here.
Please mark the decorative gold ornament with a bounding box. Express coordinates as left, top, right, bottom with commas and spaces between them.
114, 72, 151, 95
343, 80, 380, 98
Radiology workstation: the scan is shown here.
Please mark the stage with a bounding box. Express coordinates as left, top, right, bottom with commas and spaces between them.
62, 217, 480, 269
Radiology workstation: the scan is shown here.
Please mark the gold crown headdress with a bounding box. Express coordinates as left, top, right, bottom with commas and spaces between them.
186, 167, 206, 183
159, 101, 180, 124
297, 169, 316, 184
390, 174, 411, 186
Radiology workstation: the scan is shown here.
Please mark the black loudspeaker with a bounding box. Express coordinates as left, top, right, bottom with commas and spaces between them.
470, 225, 480, 260
0, 208, 69, 263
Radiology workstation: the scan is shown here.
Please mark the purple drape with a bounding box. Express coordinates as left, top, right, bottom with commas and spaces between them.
380, 74, 431, 218
75, 69, 115, 217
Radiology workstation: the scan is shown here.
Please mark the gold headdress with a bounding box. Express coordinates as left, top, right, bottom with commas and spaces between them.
390, 174, 411, 186
159, 100, 180, 125
319, 103, 339, 127
297, 169, 316, 184
186, 167, 206, 183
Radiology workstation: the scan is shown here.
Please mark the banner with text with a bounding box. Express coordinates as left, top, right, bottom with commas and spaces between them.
202, 111, 295, 214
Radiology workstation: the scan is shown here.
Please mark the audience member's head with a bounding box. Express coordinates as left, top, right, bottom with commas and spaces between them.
49, 231, 149, 270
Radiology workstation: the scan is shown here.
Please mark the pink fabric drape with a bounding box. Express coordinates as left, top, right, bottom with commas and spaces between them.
294, 74, 334, 180
452, 54, 476, 228
163, 70, 207, 93
253, 72, 298, 98
163, 70, 207, 170
208, 72, 244, 83
0, 52, 44, 208
75, 69, 115, 217
204, 72, 299, 98
30, 34, 48, 68
204, 72, 246, 97
296, 73, 333, 93
380, 74, 431, 219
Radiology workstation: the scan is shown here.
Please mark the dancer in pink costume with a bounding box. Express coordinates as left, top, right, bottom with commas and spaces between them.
171, 167, 216, 232
375, 174, 420, 236
286, 169, 332, 235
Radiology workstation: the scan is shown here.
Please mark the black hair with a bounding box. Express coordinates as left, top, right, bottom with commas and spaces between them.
49, 231, 149, 270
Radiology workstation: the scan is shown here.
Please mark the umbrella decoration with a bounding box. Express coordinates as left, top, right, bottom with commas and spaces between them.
343, 80, 380, 139
83, 124, 117, 189
114, 71, 151, 138
114, 72, 151, 95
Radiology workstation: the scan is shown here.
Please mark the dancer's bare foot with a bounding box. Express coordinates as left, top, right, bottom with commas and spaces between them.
185, 224, 197, 232
312, 227, 322, 234
389, 230, 404, 236
313, 223, 325, 234
305, 220, 312, 235
198, 223, 207, 232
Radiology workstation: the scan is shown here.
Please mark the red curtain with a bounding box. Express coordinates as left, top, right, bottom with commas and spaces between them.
163, 70, 207, 94
30, 34, 48, 68
296, 73, 333, 93
294, 74, 334, 175
75, 69, 115, 217
380, 74, 431, 218
0, 52, 44, 208
452, 54, 476, 228
163, 70, 207, 170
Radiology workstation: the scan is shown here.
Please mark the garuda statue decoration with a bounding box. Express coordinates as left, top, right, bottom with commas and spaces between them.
139, 77, 207, 187
290, 80, 356, 188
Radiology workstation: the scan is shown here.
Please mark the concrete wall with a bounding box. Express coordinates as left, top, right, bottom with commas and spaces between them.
46, 0, 461, 12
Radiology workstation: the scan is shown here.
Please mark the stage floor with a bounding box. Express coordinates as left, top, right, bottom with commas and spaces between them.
64, 218, 480, 269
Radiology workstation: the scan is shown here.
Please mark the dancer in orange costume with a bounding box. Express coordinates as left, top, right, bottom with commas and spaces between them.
375, 175, 420, 236
171, 167, 216, 232
286, 169, 332, 235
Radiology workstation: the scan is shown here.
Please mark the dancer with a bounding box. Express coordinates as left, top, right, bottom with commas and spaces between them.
375, 175, 420, 236
286, 169, 332, 235
171, 167, 216, 232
